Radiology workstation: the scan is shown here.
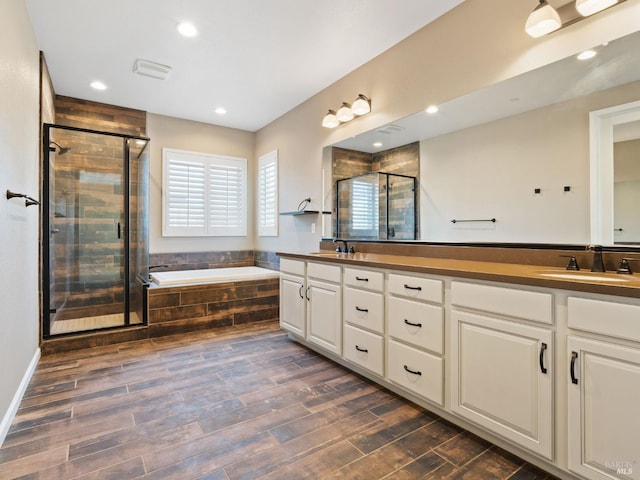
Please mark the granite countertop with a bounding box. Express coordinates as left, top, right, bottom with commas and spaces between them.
277, 250, 640, 299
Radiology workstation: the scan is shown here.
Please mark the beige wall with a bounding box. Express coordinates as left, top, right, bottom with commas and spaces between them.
147, 113, 256, 254
255, 0, 640, 253
0, 0, 41, 443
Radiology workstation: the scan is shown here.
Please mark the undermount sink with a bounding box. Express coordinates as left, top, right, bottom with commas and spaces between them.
538, 271, 632, 283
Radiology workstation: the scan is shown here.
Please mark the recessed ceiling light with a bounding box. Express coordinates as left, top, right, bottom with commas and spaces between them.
90, 81, 107, 90
373, 142, 383, 148
177, 22, 198, 37
426, 105, 438, 114
215, 107, 227, 115
577, 49, 597, 60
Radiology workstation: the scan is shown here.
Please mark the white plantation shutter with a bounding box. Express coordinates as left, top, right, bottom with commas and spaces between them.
258, 150, 278, 236
351, 179, 379, 233
208, 159, 246, 235
162, 148, 247, 237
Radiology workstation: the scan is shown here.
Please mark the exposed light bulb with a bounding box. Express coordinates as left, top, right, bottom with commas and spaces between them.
525, 0, 561, 38
215, 107, 227, 115
575, 0, 618, 16
90, 81, 107, 90
426, 105, 439, 114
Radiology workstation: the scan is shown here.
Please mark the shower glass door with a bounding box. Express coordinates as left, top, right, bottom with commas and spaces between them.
44, 125, 147, 336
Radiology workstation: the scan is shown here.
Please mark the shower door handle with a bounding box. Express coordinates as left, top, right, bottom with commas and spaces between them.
117, 222, 121, 239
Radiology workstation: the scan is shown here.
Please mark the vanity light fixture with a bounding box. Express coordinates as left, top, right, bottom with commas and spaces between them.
336, 103, 355, 123
351, 95, 371, 116
525, 0, 625, 38
322, 110, 339, 128
575, 0, 618, 16
525, 0, 561, 38
321, 94, 372, 128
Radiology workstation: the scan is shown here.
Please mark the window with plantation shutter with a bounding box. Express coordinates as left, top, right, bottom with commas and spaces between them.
351, 179, 379, 236
258, 150, 278, 236
162, 148, 247, 237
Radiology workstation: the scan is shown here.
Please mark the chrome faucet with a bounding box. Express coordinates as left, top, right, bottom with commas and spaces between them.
587, 245, 605, 272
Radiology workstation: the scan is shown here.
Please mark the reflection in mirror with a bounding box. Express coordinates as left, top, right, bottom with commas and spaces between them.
614, 122, 640, 244
325, 29, 640, 245
590, 104, 640, 245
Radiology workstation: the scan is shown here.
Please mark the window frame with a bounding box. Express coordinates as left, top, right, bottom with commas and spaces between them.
162, 148, 247, 237
257, 150, 279, 237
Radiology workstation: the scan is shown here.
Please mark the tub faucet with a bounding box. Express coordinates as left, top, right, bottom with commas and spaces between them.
587, 245, 605, 272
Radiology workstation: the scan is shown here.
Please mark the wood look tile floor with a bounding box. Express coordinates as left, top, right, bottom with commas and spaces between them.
0, 322, 558, 480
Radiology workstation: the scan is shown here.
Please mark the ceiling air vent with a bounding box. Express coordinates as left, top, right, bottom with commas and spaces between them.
132, 59, 172, 80
376, 124, 404, 135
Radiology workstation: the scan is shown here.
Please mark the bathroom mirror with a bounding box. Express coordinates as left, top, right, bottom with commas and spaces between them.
589, 100, 640, 245
324, 29, 640, 246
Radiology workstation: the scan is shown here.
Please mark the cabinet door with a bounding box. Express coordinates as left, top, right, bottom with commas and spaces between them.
307, 278, 342, 355
279, 273, 306, 337
567, 336, 640, 480
451, 310, 553, 459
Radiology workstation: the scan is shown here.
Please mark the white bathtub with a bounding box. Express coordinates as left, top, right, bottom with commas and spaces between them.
150, 266, 279, 287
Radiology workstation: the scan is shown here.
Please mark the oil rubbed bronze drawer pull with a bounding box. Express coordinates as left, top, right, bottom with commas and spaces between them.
570, 351, 579, 385
539, 342, 548, 374
404, 319, 422, 328
404, 365, 422, 376
355, 345, 368, 353
355, 276, 369, 282
404, 284, 422, 291
355, 306, 369, 313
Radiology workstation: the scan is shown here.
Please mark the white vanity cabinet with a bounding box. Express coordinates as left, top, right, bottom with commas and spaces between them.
386, 272, 445, 406
567, 297, 640, 480
306, 262, 342, 355
343, 267, 385, 376
279, 258, 342, 356
279, 259, 307, 337
450, 281, 554, 460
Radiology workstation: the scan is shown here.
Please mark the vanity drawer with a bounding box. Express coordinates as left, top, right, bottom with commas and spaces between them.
388, 296, 443, 354
280, 258, 305, 276
451, 281, 552, 325
388, 339, 443, 406
307, 262, 341, 283
568, 296, 640, 342
344, 324, 384, 377
344, 267, 384, 292
388, 273, 443, 304
344, 287, 384, 334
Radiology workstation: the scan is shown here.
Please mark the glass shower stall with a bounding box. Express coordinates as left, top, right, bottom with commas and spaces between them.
42, 124, 150, 337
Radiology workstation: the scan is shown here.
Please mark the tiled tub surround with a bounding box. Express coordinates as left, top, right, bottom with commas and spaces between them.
148, 276, 280, 337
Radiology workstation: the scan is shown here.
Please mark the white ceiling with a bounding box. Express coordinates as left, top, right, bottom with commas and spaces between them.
26, 0, 464, 132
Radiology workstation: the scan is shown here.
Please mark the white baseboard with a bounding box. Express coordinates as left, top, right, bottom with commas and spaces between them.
0, 347, 40, 447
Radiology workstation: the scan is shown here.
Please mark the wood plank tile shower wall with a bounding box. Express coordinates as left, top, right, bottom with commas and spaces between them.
332, 142, 419, 239
51, 96, 146, 319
